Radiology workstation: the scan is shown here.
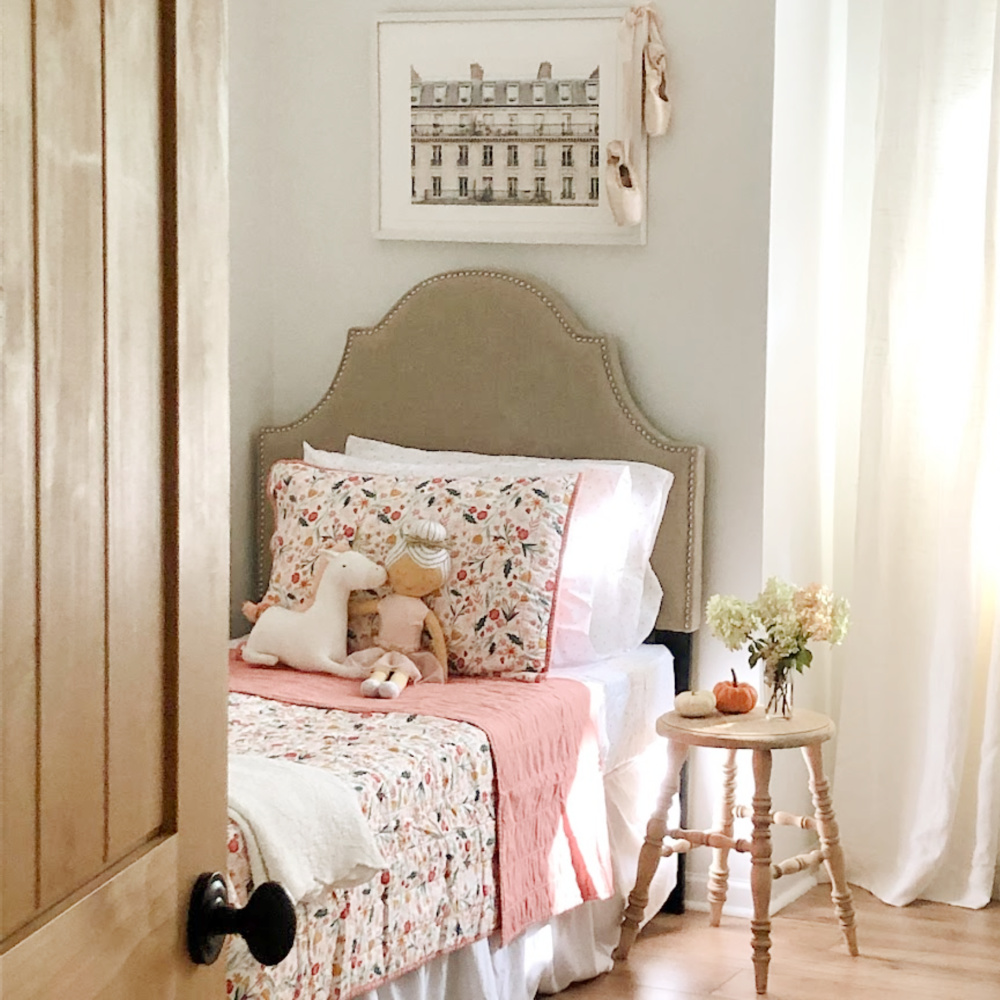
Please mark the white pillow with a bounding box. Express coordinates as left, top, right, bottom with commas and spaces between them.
303, 444, 634, 666
330, 437, 673, 655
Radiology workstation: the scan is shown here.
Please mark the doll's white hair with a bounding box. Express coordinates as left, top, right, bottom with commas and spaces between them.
385, 518, 451, 578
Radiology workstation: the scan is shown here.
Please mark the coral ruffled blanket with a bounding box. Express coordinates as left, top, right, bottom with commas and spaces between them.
229, 649, 613, 944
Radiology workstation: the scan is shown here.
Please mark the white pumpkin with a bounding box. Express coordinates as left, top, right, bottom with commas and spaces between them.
674, 690, 717, 718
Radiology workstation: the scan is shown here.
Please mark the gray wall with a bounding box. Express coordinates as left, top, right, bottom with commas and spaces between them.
230, 0, 777, 904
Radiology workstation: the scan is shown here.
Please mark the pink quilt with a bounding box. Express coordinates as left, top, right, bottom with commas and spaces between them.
228, 648, 613, 944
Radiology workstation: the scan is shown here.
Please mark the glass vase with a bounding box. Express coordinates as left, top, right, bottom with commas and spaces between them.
764, 665, 794, 720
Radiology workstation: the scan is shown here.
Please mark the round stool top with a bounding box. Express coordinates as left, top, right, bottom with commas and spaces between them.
656, 707, 835, 750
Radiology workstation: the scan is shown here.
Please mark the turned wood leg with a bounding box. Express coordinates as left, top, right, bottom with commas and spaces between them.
614, 738, 688, 960
750, 749, 773, 995
802, 743, 859, 956
707, 747, 738, 926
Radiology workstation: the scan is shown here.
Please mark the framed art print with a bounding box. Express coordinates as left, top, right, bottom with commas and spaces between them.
374, 8, 645, 245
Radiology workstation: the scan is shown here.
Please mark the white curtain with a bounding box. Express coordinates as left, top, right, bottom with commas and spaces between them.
767, 0, 1000, 908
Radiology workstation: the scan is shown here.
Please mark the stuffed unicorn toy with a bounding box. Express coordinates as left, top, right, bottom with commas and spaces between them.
241, 547, 387, 675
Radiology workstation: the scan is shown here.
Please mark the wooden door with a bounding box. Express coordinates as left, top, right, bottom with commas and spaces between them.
0, 1, 229, 996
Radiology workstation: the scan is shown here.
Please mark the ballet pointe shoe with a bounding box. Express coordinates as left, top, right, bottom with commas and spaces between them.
643, 41, 671, 136
379, 670, 411, 699
361, 672, 386, 698
605, 141, 643, 226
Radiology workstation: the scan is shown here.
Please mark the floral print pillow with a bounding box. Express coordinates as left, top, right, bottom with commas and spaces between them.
260, 460, 581, 680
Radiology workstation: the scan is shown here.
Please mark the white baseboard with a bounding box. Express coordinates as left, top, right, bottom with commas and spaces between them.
684, 869, 818, 918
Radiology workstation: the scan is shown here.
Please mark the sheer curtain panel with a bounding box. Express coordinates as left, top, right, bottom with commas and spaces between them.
767, 0, 1000, 909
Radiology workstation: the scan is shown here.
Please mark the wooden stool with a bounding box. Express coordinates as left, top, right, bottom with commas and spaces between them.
613, 707, 859, 995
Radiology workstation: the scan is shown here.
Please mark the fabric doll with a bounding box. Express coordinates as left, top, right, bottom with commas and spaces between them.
343, 518, 450, 699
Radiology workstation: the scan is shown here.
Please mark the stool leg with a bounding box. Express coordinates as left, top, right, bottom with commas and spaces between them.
802, 743, 859, 956
707, 747, 738, 926
750, 748, 773, 995
614, 738, 688, 960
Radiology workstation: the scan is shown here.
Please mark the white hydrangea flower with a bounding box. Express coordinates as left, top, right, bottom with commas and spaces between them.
705, 594, 758, 651
755, 577, 797, 622
705, 577, 850, 675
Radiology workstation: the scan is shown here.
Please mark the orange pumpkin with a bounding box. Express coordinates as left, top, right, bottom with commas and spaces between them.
713, 669, 758, 714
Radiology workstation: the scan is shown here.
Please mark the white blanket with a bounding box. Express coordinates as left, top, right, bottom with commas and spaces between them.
228, 754, 387, 904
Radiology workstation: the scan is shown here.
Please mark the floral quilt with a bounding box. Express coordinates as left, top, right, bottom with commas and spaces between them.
225, 692, 497, 1000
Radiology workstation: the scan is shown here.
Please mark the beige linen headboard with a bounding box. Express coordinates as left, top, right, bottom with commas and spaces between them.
255, 269, 705, 632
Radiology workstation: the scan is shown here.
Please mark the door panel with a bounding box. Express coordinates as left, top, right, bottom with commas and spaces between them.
1, 0, 39, 940
35, 0, 108, 909
105, 0, 167, 865
3, 841, 181, 998
1, 0, 228, 993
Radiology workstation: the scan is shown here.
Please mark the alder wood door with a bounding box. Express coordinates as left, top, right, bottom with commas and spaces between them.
1, 1, 229, 996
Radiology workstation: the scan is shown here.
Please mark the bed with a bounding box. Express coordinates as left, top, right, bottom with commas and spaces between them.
226, 269, 705, 1000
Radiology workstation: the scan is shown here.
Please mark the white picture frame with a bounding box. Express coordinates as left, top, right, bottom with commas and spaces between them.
374, 8, 645, 245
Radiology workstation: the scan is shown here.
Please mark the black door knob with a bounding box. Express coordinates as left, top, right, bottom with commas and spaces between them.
187, 871, 296, 966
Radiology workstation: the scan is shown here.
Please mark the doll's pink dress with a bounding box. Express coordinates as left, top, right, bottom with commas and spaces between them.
342, 593, 446, 684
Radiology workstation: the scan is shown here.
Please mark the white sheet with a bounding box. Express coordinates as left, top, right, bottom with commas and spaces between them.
549, 644, 677, 771
357, 643, 679, 1000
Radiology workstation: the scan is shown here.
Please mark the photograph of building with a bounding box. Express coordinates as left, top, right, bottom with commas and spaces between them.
411, 61, 601, 207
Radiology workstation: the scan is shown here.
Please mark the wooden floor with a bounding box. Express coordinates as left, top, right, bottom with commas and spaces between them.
555, 884, 1000, 999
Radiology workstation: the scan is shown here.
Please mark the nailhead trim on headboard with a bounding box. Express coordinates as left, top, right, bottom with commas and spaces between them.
255, 269, 701, 630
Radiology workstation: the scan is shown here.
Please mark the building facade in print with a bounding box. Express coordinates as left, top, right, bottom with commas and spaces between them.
411, 61, 601, 206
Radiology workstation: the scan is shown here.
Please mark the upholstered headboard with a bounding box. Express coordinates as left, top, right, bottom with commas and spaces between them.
254, 270, 705, 632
